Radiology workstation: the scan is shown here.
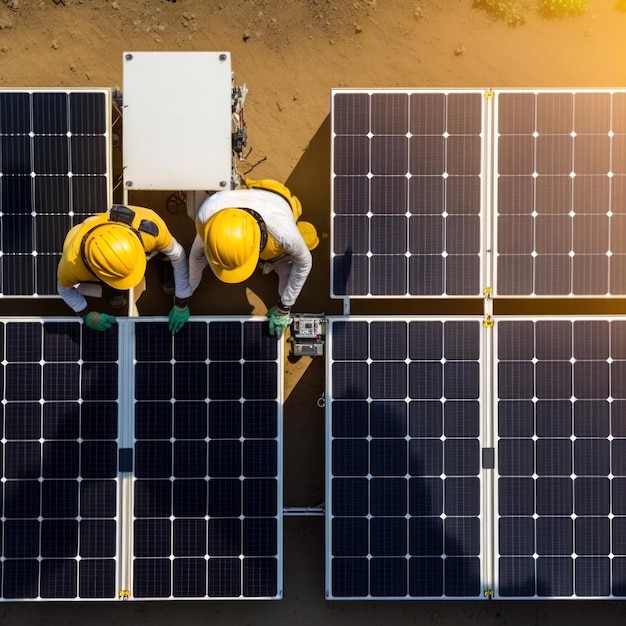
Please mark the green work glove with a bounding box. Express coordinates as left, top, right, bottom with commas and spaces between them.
168, 305, 190, 333
267, 306, 291, 338
83, 312, 117, 331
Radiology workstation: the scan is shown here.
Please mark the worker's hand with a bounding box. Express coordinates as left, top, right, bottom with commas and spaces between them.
83, 312, 117, 331
267, 305, 291, 338
168, 305, 190, 333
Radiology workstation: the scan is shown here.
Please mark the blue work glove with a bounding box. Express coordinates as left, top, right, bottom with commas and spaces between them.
169, 305, 190, 333
83, 312, 117, 331
267, 306, 291, 338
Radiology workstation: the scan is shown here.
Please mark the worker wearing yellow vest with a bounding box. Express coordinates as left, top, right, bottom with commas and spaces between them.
188, 178, 319, 337
57, 204, 192, 333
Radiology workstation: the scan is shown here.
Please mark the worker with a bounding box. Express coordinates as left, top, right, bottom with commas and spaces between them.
188, 178, 318, 337
57, 204, 192, 333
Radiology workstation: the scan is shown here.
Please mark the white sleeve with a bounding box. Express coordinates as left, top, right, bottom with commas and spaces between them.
188, 235, 209, 293
57, 284, 88, 315
161, 238, 192, 300
276, 233, 312, 307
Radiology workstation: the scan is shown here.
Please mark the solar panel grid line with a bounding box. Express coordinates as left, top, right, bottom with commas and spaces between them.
0, 89, 111, 296
326, 316, 485, 600
493, 89, 626, 297
331, 89, 484, 299
131, 317, 283, 600
494, 316, 626, 599
0, 317, 120, 601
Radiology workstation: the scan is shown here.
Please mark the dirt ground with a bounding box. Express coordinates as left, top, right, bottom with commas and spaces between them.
2, 0, 626, 623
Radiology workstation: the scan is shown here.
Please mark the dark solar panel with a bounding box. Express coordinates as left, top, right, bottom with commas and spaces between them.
132, 320, 282, 599
327, 318, 482, 599
496, 318, 625, 598
331, 90, 483, 298
495, 90, 626, 296
0, 320, 119, 600
0, 90, 110, 295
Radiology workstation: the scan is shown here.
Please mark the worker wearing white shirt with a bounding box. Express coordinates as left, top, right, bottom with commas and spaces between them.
189, 179, 318, 337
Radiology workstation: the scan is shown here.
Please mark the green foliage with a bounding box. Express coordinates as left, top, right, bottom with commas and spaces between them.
474, 0, 592, 22
473, 0, 527, 25
537, 0, 588, 17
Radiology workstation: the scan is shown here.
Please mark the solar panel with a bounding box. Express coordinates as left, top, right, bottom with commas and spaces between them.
0, 316, 282, 602
331, 90, 484, 298
0, 319, 119, 600
326, 317, 484, 599
0, 90, 111, 296
495, 318, 626, 598
132, 319, 283, 599
494, 90, 626, 296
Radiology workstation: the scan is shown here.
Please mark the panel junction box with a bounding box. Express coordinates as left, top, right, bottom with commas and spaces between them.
289, 314, 326, 357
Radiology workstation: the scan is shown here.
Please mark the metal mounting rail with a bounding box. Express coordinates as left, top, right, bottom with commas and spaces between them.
282, 505, 325, 517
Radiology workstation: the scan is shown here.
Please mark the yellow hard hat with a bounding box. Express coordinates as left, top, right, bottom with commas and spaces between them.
203, 208, 261, 283
297, 221, 320, 251
83, 224, 146, 290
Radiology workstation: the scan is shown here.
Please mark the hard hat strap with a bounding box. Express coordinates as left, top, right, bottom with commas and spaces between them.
239, 208, 268, 252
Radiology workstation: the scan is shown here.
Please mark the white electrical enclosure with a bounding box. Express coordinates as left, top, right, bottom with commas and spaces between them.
122, 51, 232, 191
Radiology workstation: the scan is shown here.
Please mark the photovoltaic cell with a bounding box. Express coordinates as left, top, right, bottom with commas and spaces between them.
496, 318, 626, 598
132, 320, 282, 599
331, 90, 483, 298
0, 90, 111, 296
495, 90, 626, 296
0, 320, 119, 600
327, 318, 483, 599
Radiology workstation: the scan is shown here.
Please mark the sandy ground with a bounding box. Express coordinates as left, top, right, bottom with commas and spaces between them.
1, 0, 626, 623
